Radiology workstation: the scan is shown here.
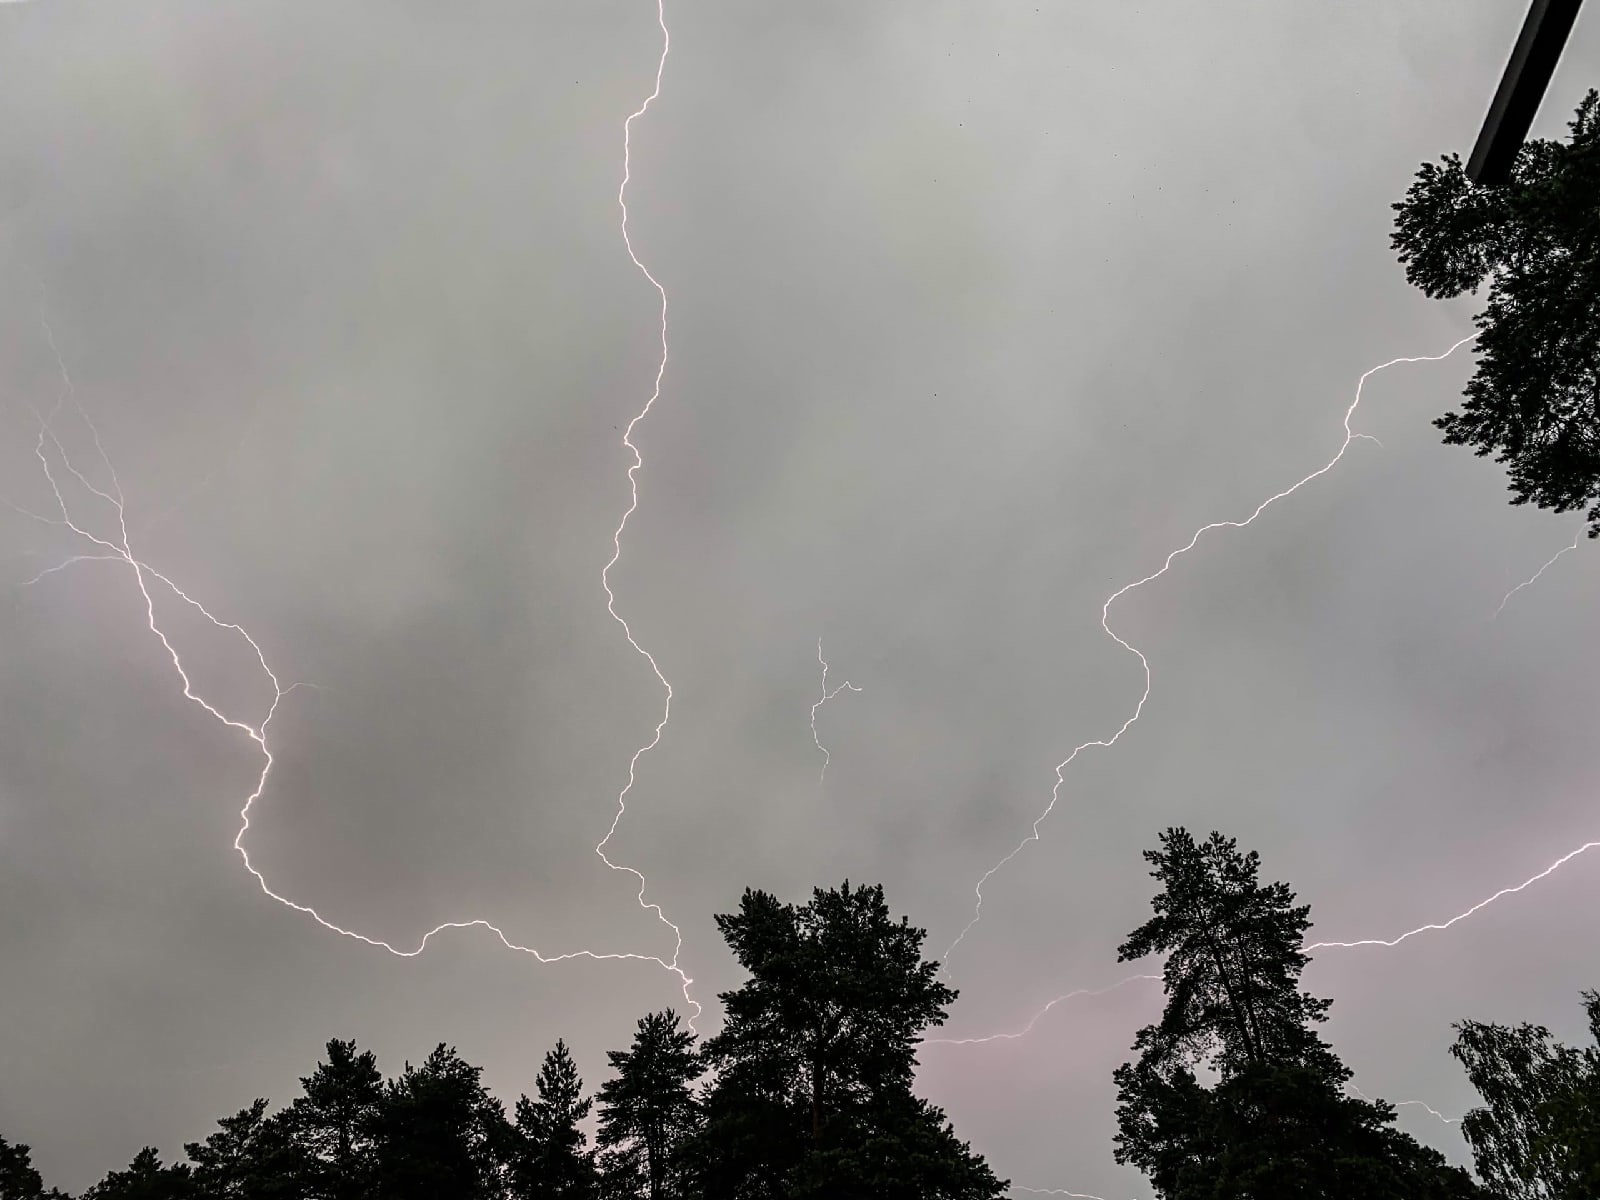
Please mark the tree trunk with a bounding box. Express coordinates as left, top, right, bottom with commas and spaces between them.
1203, 930, 1259, 1063
811, 1051, 824, 1143
647, 1121, 663, 1200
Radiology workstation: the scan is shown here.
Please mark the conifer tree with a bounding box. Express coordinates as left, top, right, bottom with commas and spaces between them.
596, 1010, 700, 1200
1113, 828, 1485, 1199
184, 1098, 308, 1200
693, 881, 1006, 1199
288, 1039, 383, 1200
81, 1148, 194, 1200
0, 1135, 70, 1200
369, 1044, 509, 1200
509, 1040, 599, 1200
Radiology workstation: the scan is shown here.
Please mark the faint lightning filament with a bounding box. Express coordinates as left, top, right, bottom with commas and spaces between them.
1347, 1083, 1457, 1127
1493, 531, 1582, 617
812, 637, 861, 784
922, 972, 1158, 1046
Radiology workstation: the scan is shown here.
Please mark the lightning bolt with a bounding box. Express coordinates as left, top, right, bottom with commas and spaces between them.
9, 0, 702, 1024
942, 335, 1479, 969
932, 834, 1600, 1051
1307, 839, 1600, 951
811, 637, 861, 784
1347, 1083, 1457, 1127
923, 972, 1158, 1047
933, 834, 1600, 1048
1493, 531, 1583, 617
1011, 1187, 1144, 1200
590, 0, 699, 1020
930, 330, 1596, 1049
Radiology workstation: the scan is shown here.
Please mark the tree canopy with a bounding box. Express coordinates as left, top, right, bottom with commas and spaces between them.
0, 1135, 70, 1200
13, 866, 1587, 1200
1112, 828, 1486, 1199
1452, 989, 1600, 1200
509, 1039, 599, 1200
1391, 89, 1600, 535
14, 881, 1006, 1200
596, 1010, 699, 1200
692, 881, 1006, 1200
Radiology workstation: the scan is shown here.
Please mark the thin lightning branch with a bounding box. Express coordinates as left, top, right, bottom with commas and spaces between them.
18, 552, 123, 586
812, 637, 861, 784
1347, 1083, 1458, 1127
932, 834, 1600, 1047
942, 336, 1478, 969
923, 972, 1158, 1047
1307, 839, 1600, 950
1493, 531, 1582, 617
1395, 1107, 1459, 1132
1011, 1187, 1144, 1200
1394, 1099, 1459, 1127
11, 0, 704, 1024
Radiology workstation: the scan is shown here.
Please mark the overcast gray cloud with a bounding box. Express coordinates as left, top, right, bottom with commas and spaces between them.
2, 2, 1598, 1195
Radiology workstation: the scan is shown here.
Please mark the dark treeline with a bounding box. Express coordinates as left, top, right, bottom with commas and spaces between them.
3, 846, 1597, 1200
2, 882, 1004, 1200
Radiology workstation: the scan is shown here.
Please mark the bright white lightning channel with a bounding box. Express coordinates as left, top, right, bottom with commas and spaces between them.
10, 0, 700, 1024
812, 637, 861, 784
1306, 837, 1600, 952
942, 336, 1480, 970
929, 832, 1600, 1050
928, 327, 1594, 1040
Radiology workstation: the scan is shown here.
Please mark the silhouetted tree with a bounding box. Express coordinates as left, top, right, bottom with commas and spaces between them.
1452, 989, 1600, 1200
595, 1010, 700, 1200
185, 1099, 307, 1200
369, 1044, 509, 1200
288, 1039, 383, 1200
508, 1040, 598, 1200
0, 1134, 69, 1200
692, 881, 1006, 1199
1113, 828, 1486, 1199
1391, 89, 1600, 535
82, 1148, 194, 1200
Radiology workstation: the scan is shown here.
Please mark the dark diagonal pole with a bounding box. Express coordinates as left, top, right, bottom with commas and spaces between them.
1467, 0, 1586, 185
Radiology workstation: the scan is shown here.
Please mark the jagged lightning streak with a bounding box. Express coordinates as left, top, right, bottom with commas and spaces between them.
12, 318, 699, 1006
1493, 530, 1583, 617
589, 0, 698, 1017
1347, 1083, 1458, 1127
930, 834, 1600, 1049
922, 972, 1158, 1047
942, 336, 1479, 969
811, 637, 861, 784
8, 1, 703, 1022
1011, 1187, 1144, 1200
1307, 838, 1600, 951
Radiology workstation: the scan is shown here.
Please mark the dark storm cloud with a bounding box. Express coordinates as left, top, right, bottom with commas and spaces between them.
2, 2, 1596, 1196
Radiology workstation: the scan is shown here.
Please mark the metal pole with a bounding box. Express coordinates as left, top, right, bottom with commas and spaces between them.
1467, 0, 1586, 185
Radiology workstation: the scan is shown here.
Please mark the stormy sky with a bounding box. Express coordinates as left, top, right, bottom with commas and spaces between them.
1, 2, 1597, 1195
